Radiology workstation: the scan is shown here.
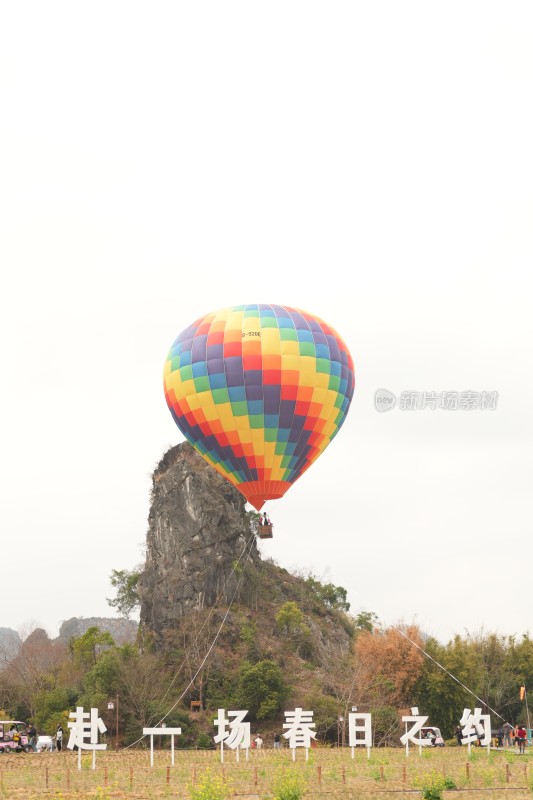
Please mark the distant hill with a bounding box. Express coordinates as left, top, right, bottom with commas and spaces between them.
0, 628, 22, 668
58, 617, 138, 645
1, 619, 137, 671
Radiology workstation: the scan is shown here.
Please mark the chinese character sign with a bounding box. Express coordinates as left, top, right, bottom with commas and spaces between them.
283, 708, 316, 749
460, 708, 491, 746
67, 707, 107, 751
143, 726, 182, 767
400, 707, 429, 746
213, 709, 250, 750
348, 713, 372, 748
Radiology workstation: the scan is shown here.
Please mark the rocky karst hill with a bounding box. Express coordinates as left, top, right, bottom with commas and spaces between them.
138, 442, 355, 719
0, 443, 358, 745
139, 442, 261, 637
0, 627, 22, 668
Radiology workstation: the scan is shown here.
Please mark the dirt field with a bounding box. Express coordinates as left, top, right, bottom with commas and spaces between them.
0, 745, 530, 799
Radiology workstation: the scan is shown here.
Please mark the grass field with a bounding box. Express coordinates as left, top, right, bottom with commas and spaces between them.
0, 746, 530, 799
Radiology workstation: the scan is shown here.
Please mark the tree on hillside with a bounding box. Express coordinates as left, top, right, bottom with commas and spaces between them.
275, 602, 313, 658
303, 689, 339, 741
107, 569, 141, 618
71, 626, 115, 669
353, 611, 380, 633
236, 660, 288, 720
304, 576, 351, 612
77, 648, 120, 711
354, 625, 425, 708
275, 602, 306, 636
34, 686, 75, 733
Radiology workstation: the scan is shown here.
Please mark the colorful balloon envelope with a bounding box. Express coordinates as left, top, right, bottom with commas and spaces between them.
164, 304, 355, 510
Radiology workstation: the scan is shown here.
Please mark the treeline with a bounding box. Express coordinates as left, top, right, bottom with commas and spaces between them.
0, 626, 194, 745
1, 614, 531, 747
347, 625, 533, 740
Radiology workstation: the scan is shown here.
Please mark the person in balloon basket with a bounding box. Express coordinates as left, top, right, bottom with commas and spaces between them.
261, 512, 271, 526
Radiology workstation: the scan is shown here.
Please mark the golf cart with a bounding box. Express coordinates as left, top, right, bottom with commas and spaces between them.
420, 726, 445, 747
0, 720, 32, 753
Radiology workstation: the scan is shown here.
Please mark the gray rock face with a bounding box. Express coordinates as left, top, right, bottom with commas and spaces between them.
0, 627, 21, 668
58, 617, 138, 645
139, 442, 260, 639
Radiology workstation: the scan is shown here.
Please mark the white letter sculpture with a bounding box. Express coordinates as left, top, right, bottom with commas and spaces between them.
348, 712, 372, 759
67, 707, 107, 770
213, 709, 250, 762
283, 708, 316, 761
400, 707, 429, 756
460, 708, 491, 753
142, 726, 182, 767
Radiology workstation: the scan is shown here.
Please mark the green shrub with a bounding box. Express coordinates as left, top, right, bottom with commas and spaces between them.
195, 733, 213, 749
275, 602, 305, 636
235, 660, 288, 720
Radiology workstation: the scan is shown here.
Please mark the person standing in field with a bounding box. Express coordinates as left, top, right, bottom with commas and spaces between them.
56, 724, 63, 752
517, 724, 527, 754
27, 722, 37, 751
502, 721, 513, 747
496, 727, 503, 748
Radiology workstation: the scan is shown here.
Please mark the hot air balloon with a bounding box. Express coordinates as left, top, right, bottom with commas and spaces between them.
163, 304, 354, 516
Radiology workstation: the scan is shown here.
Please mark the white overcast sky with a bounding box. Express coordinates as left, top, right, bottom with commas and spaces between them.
1, 2, 532, 643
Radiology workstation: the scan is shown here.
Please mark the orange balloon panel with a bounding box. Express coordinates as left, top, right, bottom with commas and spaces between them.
164, 305, 354, 510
